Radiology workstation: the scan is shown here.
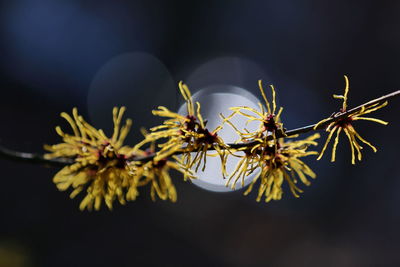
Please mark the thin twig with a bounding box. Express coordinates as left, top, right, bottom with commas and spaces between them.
0, 90, 399, 167
0, 145, 74, 167
285, 89, 400, 136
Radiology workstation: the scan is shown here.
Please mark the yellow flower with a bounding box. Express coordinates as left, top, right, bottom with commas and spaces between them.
226, 80, 284, 142
315, 75, 388, 164
243, 134, 320, 202
141, 81, 228, 173
45, 107, 139, 211
128, 156, 195, 202
222, 81, 320, 202
221, 80, 288, 189
137, 81, 198, 159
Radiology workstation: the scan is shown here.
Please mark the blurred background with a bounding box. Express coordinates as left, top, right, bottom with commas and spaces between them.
0, 1, 399, 266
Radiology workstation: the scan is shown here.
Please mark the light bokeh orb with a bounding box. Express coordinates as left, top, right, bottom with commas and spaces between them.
87, 52, 175, 144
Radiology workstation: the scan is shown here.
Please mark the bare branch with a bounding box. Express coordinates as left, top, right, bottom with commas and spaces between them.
0, 145, 73, 167
0, 90, 398, 167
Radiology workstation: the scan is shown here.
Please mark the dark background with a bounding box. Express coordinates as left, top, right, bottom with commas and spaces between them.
0, 1, 399, 266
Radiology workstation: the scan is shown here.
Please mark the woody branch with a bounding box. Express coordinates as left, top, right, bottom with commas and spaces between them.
0, 90, 399, 167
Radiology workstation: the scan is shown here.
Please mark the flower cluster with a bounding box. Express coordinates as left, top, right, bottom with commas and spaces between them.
223, 80, 319, 201
45, 107, 192, 210
45, 107, 135, 210
243, 134, 319, 202
315, 75, 388, 164
139, 81, 228, 173
43, 76, 393, 211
